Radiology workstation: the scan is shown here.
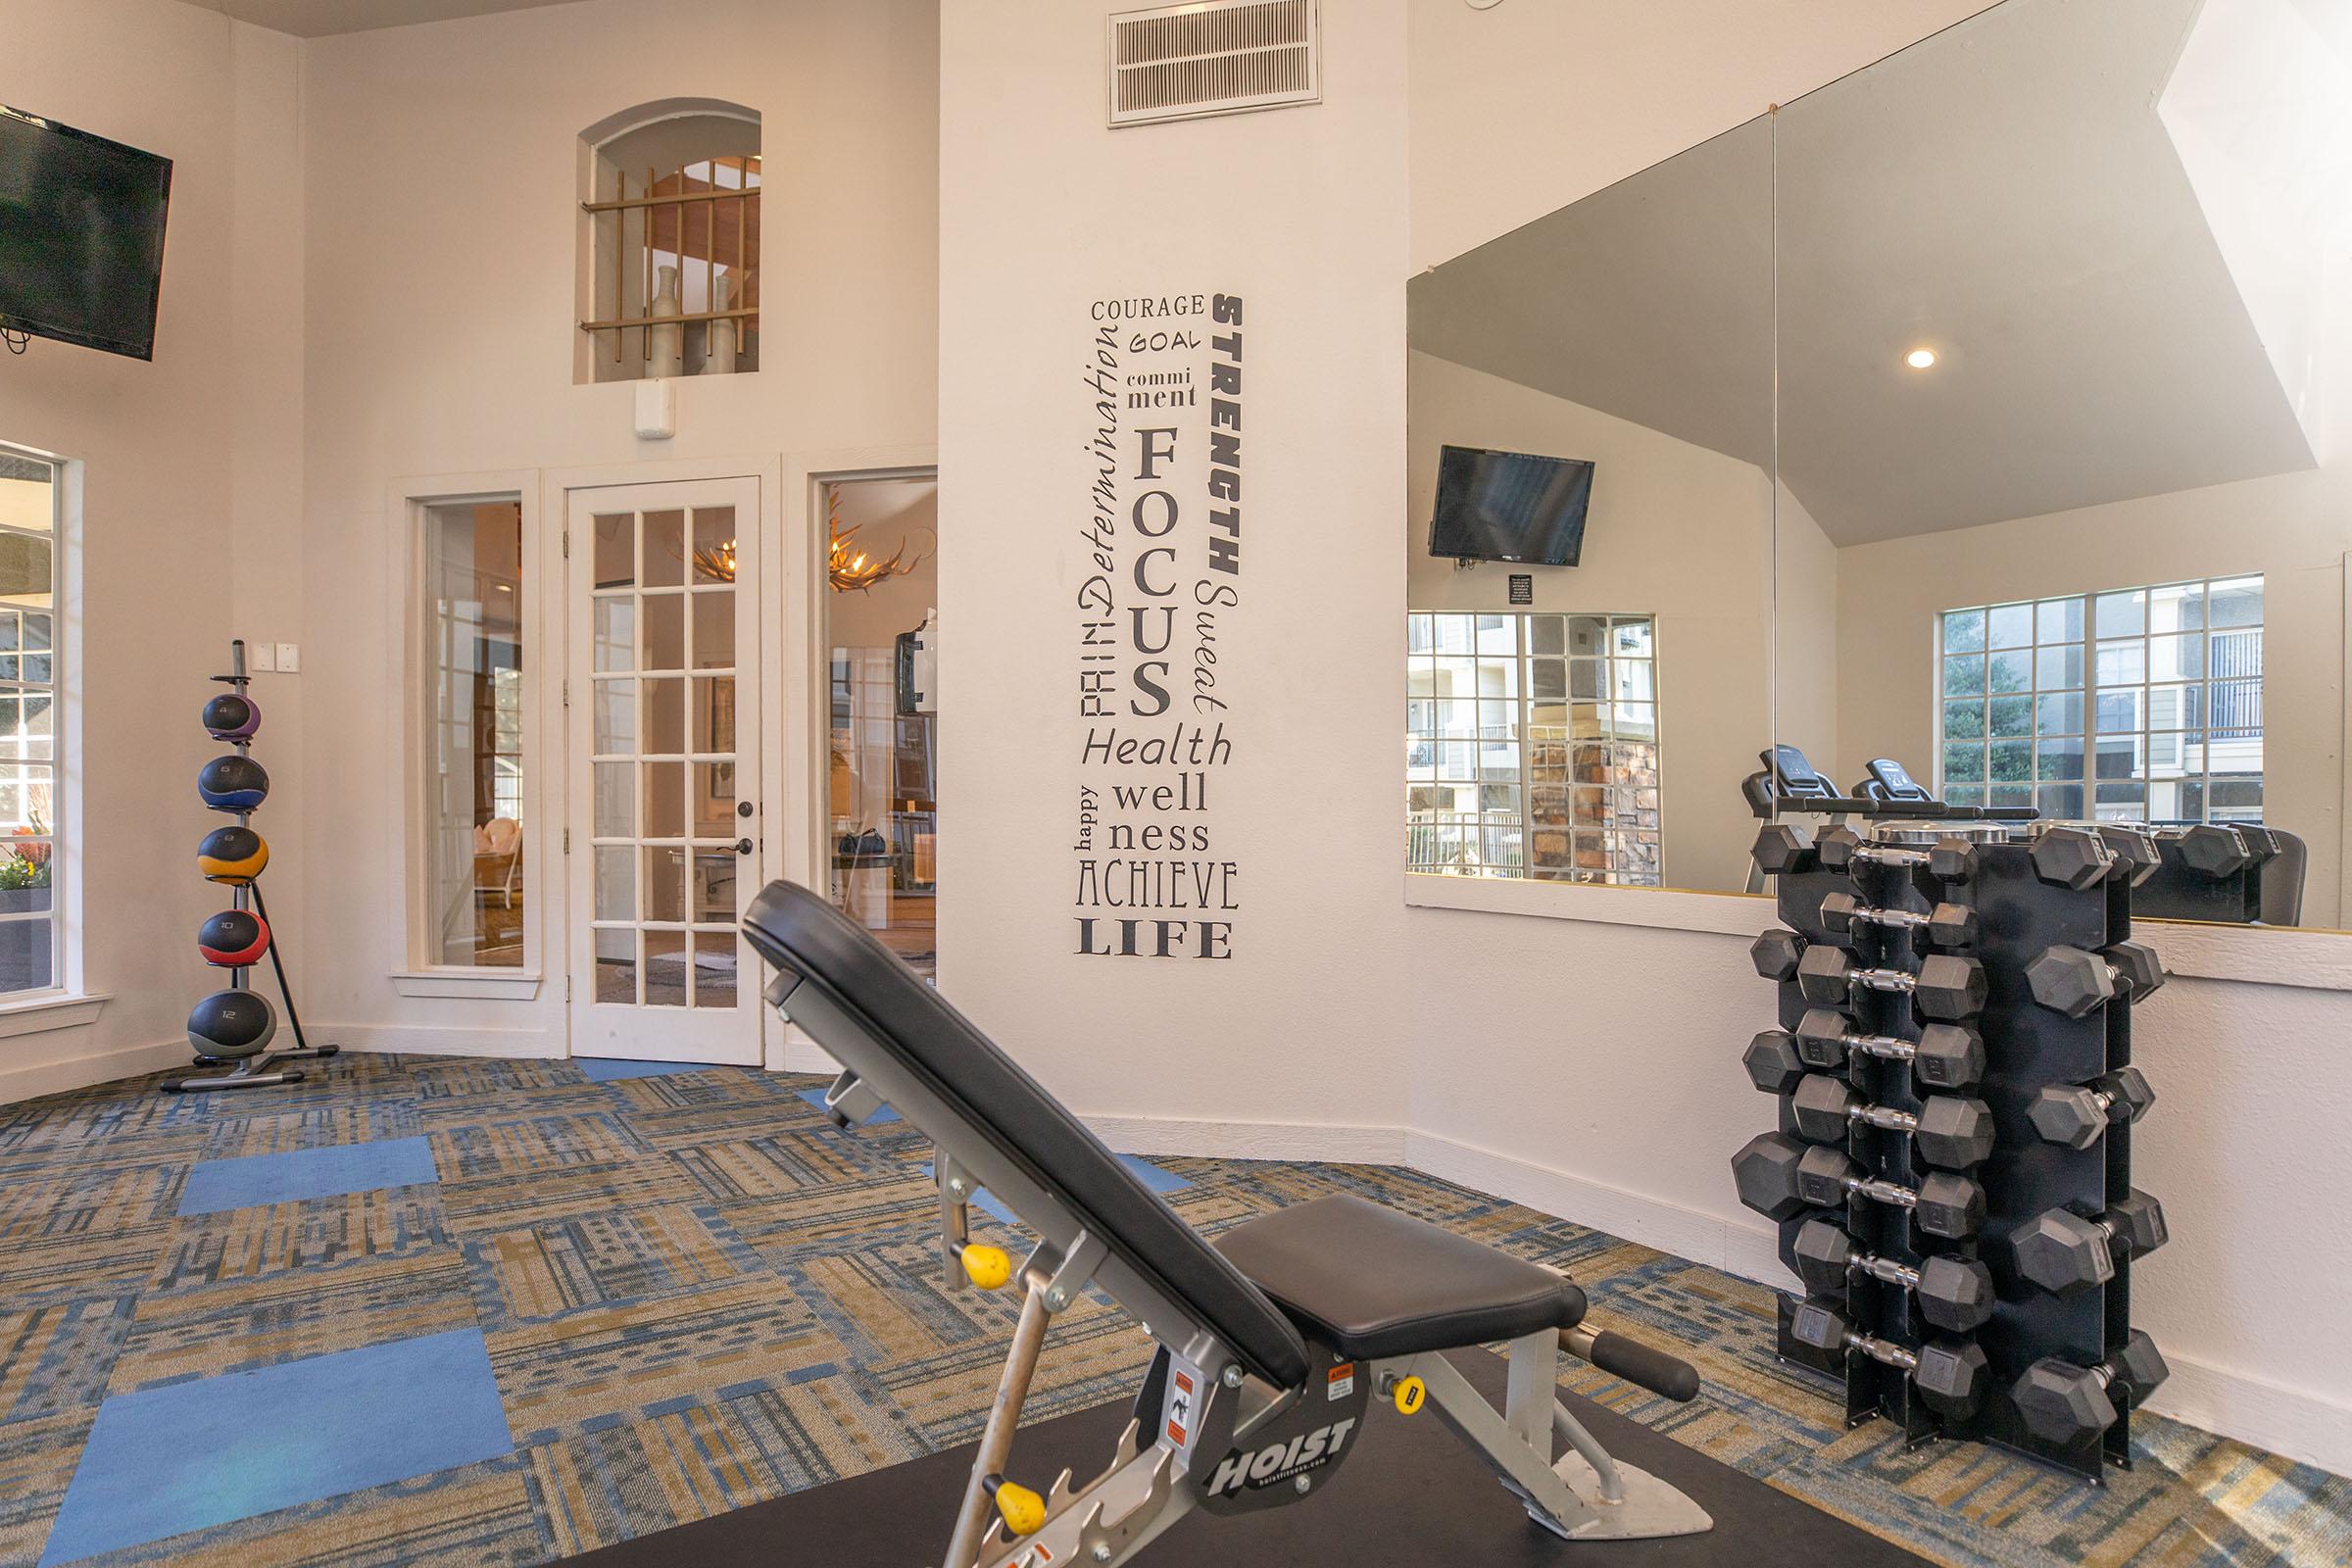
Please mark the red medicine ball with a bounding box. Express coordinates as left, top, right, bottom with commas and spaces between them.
197, 908, 270, 967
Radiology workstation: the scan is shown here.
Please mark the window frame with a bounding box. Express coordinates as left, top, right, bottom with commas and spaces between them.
388, 474, 548, 999
1935, 575, 2264, 824
0, 445, 69, 1004
1405, 610, 1664, 887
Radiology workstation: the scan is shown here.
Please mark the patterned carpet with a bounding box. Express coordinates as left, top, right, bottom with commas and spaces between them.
0, 1053, 2345, 1568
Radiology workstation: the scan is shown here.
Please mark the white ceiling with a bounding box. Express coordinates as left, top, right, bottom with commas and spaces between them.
180, 0, 586, 37
1410, 0, 2330, 546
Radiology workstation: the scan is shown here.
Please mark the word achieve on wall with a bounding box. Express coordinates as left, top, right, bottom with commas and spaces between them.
1073, 290, 1246, 960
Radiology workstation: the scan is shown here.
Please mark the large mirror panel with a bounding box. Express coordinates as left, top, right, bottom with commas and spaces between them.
1774, 0, 2352, 927
1406, 117, 1776, 896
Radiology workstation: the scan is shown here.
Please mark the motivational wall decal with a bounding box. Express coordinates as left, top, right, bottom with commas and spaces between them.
1073, 291, 1245, 959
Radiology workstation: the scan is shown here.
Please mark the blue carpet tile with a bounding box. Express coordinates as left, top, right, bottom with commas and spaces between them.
40, 1328, 514, 1565
176, 1135, 439, 1216
578, 1058, 728, 1083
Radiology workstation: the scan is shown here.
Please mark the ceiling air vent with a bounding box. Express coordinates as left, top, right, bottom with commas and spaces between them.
1107, 0, 1321, 127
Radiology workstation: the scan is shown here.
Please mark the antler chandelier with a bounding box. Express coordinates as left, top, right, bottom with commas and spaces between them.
668, 497, 931, 592
827, 492, 933, 593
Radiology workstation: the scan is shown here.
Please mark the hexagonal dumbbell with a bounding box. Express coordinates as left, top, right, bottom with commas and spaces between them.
2012, 1330, 2170, 1446
1792, 1007, 1985, 1090
1790, 1218, 1995, 1333
1788, 1301, 1988, 1419
2095, 824, 2163, 887
1797, 946, 1986, 1021
2026, 826, 2116, 891
2175, 823, 2252, 878
1818, 893, 1979, 949
1816, 826, 1982, 883
1752, 928, 1806, 982
1743, 1029, 1808, 1095
2008, 1191, 2169, 1298
2025, 940, 2165, 1018
2029, 1066, 2157, 1150
1790, 1075, 1995, 1170
1752, 822, 1817, 876
1732, 1133, 1984, 1238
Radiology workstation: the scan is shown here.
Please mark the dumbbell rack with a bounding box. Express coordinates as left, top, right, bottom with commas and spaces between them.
1752, 821, 2158, 1483
161, 639, 336, 1095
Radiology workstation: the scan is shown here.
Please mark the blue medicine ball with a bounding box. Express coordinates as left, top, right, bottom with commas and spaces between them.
198, 755, 270, 812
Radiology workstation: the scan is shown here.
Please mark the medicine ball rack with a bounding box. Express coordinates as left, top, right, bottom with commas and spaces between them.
162, 639, 336, 1094
1734, 750, 2168, 1485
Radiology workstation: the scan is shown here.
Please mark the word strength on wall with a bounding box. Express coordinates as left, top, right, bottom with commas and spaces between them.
1074, 291, 1245, 960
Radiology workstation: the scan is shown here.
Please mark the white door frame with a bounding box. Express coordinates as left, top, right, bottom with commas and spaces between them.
543, 455, 783, 1061
774, 445, 938, 1073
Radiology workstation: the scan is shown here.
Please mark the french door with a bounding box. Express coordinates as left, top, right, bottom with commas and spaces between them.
565, 478, 763, 1062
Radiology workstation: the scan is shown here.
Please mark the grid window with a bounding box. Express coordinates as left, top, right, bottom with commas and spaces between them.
0, 450, 58, 997
419, 500, 525, 968
1936, 576, 2261, 823
1406, 612, 1661, 886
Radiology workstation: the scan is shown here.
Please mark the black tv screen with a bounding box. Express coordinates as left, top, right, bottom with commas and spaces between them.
0, 106, 172, 360
1427, 444, 1594, 566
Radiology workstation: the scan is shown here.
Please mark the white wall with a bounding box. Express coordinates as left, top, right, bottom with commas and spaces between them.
1772, 483, 1840, 778
293, 0, 939, 1056
0, 0, 306, 1099
937, 0, 1412, 1138
1406, 352, 1773, 893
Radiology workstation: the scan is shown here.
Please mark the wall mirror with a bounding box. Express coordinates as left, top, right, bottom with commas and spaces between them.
1405, 115, 1776, 897
1774, 0, 2352, 930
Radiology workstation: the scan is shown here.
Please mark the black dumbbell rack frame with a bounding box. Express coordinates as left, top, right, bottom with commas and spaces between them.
1763, 822, 2150, 1483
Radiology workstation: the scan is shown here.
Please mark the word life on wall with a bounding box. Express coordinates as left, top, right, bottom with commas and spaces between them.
1073, 291, 1245, 960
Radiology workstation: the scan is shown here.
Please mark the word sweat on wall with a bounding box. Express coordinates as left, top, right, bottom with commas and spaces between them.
1073, 291, 1246, 959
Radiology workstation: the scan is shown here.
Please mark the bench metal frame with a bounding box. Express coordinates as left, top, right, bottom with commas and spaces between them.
773, 973, 1710, 1568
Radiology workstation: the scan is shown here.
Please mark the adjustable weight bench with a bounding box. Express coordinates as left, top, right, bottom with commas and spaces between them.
744, 880, 1712, 1568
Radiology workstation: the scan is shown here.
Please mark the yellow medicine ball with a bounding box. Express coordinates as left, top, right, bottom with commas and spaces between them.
197, 825, 269, 885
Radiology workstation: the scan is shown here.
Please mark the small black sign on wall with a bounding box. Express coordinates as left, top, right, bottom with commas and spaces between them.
1508, 573, 1534, 606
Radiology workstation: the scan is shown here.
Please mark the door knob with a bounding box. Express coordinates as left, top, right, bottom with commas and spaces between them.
737, 801, 754, 817
733, 838, 754, 856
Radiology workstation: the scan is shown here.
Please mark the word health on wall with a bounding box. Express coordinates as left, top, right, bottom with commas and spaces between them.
1073, 291, 1247, 959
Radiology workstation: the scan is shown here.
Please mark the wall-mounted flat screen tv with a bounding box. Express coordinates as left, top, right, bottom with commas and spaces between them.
0, 106, 173, 361
1427, 444, 1595, 566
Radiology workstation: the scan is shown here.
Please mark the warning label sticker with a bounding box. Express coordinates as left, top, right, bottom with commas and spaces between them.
1326, 1362, 1355, 1401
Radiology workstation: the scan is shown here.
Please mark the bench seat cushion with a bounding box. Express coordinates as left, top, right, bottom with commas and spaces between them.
1214, 1194, 1588, 1360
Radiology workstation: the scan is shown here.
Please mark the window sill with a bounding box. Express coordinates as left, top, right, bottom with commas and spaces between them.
1404, 871, 1767, 935
390, 970, 542, 1001
1402, 873, 2352, 992
0, 991, 110, 1039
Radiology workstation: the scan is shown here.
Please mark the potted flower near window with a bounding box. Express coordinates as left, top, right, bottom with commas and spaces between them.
0, 822, 52, 914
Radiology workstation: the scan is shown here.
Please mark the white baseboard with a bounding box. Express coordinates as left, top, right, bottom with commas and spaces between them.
0, 1037, 188, 1104
1406, 1128, 1800, 1289
2139, 1351, 2352, 1478
1085, 1111, 1406, 1165
311, 1022, 563, 1060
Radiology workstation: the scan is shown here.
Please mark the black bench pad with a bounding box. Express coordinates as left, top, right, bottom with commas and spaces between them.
1214, 1195, 1588, 1360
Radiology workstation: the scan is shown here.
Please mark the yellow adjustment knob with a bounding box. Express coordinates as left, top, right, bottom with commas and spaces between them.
985, 1474, 1046, 1536
960, 1244, 1013, 1291
1391, 1375, 1426, 1415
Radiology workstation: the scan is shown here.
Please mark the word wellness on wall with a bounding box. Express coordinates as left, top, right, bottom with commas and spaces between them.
1073, 290, 1248, 961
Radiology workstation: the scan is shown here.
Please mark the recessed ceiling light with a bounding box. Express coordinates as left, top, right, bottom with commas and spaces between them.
1905, 347, 1938, 369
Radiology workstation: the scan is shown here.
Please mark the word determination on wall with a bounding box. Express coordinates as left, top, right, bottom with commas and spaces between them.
1073, 290, 1247, 960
